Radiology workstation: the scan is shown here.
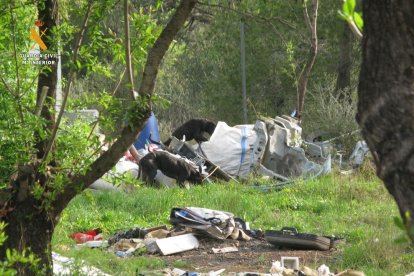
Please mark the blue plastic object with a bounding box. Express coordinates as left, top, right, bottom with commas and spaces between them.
133, 111, 160, 149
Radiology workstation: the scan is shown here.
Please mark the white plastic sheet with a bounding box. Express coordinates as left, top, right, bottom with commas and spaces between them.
196, 121, 267, 178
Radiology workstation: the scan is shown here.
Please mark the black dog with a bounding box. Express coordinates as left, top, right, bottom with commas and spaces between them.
138, 151, 203, 187
163, 119, 216, 146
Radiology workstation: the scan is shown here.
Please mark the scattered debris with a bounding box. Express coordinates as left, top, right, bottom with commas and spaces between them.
317, 264, 332, 276
265, 227, 342, 251
77, 240, 108, 248
303, 266, 318, 276
336, 269, 366, 276
269, 260, 284, 275
170, 207, 251, 240
211, 246, 238, 254
144, 238, 159, 254
145, 228, 170, 239
154, 233, 199, 256
70, 228, 102, 244
108, 227, 147, 245
281, 256, 299, 270
348, 140, 369, 168
168, 136, 232, 182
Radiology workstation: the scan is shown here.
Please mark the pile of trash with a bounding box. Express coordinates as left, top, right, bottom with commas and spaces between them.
59, 207, 372, 276
63, 207, 350, 275
76, 110, 370, 190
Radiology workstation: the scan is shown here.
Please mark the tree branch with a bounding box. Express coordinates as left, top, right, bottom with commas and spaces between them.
0, 74, 15, 96
124, 0, 135, 99
296, 0, 319, 120
52, 0, 197, 216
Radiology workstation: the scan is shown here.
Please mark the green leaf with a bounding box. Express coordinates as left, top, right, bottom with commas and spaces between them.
337, 10, 351, 22
343, 0, 355, 16
353, 12, 364, 30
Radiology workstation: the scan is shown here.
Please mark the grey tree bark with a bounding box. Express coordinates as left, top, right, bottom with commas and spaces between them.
357, 1, 414, 243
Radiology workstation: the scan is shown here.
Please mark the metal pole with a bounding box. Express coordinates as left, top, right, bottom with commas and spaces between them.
240, 21, 247, 124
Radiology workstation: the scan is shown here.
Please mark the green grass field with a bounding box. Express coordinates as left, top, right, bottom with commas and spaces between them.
52, 171, 414, 275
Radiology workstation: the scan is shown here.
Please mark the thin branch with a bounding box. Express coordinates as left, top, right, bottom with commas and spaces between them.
34, 86, 49, 116
347, 20, 363, 40
124, 0, 135, 99
112, 67, 127, 96
41, 2, 94, 163
0, 74, 15, 96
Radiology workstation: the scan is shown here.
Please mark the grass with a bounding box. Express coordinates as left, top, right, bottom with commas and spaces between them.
52, 172, 414, 275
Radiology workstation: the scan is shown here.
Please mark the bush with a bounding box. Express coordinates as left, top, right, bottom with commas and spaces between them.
303, 76, 361, 157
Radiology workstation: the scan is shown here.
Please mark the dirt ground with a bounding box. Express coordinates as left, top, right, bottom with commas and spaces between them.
156, 236, 337, 274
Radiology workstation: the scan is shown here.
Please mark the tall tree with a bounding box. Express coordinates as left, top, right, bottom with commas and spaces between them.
357, 1, 414, 243
0, 0, 196, 274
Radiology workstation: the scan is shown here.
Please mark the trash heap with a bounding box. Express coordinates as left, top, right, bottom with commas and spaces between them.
64, 207, 354, 275
192, 116, 332, 181
85, 114, 371, 190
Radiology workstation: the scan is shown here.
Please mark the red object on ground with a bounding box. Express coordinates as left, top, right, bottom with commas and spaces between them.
70, 233, 94, 244
70, 228, 102, 244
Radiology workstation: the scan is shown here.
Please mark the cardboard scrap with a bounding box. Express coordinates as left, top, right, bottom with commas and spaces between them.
211, 246, 238, 254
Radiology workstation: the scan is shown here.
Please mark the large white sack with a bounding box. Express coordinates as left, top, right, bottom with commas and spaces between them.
196, 121, 265, 178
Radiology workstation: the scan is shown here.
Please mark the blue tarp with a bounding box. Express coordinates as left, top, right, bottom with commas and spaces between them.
133, 111, 160, 149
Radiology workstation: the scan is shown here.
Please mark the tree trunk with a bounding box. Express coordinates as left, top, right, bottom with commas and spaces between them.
1, 202, 54, 275
335, 22, 352, 102
1, 165, 55, 275
357, 1, 414, 243
35, 0, 59, 159
296, 0, 318, 120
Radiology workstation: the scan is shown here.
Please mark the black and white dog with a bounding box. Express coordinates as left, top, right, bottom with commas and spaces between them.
138, 151, 203, 188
